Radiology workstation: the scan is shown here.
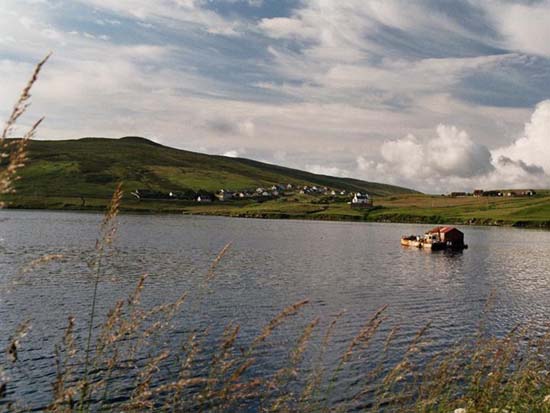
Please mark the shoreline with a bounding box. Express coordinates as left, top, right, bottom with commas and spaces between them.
4, 200, 550, 230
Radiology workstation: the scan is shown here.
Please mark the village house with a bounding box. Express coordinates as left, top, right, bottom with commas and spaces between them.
483, 190, 502, 197
474, 189, 535, 197
505, 189, 536, 197
351, 192, 373, 208
196, 194, 212, 203
216, 189, 235, 201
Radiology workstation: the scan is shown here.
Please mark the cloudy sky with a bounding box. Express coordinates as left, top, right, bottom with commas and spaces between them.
2, 0, 550, 192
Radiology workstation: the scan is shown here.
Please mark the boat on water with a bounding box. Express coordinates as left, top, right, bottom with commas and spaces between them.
401, 226, 468, 250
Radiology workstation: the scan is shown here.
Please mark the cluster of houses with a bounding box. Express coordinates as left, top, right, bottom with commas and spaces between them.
447, 189, 536, 198
132, 183, 356, 204
299, 186, 347, 196
215, 185, 291, 201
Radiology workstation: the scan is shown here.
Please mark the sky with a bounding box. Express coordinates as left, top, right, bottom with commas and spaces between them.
1, 0, 550, 193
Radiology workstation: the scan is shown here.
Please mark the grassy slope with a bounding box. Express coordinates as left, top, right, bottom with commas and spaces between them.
8, 136, 416, 199
173, 192, 550, 228
5, 136, 550, 228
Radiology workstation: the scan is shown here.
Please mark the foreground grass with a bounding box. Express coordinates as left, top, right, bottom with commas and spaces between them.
5, 191, 550, 228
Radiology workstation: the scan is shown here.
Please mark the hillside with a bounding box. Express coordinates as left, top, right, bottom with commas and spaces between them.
4, 137, 550, 228
9, 136, 417, 199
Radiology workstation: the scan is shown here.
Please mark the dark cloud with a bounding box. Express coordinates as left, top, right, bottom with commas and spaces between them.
205, 118, 238, 134
497, 156, 545, 175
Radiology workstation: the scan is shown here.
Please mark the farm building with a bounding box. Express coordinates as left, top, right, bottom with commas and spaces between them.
505, 189, 536, 197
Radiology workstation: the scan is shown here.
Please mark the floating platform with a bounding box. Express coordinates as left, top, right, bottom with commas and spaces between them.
401, 226, 468, 250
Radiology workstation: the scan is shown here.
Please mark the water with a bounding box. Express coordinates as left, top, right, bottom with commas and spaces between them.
2, 210, 550, 409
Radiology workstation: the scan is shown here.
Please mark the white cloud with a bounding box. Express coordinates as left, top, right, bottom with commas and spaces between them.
482, 0, 550, 57
258, 17, 317, 40
223, 149, 242, 158
306, 164, 350, 177
493, 100, 550, 175
428, 125, 494, 178
257, 0, 519, 126
356, 100, 550, 192
74, 0, 244, 35
362, 124, 493, 187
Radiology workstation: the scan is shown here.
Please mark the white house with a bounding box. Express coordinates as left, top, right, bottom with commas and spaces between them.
351, 192, 373, 208
197, 195, 212, 203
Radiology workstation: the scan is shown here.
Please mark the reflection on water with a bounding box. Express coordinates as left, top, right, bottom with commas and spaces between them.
2, 211, 550, 408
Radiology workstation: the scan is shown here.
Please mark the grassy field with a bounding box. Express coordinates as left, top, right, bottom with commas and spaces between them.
6, 191, 550, 228
183, 192, 550, 227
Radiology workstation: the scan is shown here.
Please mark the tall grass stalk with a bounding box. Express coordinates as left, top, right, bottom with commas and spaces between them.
80, 182, 123, 411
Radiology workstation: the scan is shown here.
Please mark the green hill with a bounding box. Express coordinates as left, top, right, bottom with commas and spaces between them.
10, 136, 417, 200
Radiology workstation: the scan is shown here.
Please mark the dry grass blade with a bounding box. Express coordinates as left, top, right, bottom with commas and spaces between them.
126, 350, 170, 410
80, 183, 124, 409
0, 369, 6, 401
6, 320, 31, 363
253, 299, 310, 348
300, 311, 346, 408
343, 304, 388, 363
20, 254, 64, 274
322, 305, 388, 410
96, 182, 124, 251
267, 317, 320, 412
205, 242, 233, 283
0, 53, 50, 204
1, 53, 50, 141
291, 317, 319, 367
50, 316, 77, 412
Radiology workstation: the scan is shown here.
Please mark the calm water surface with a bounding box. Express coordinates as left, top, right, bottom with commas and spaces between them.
1, 210, 550, 409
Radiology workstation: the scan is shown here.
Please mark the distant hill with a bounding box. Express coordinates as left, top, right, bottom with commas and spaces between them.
12, 137, 418, 199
